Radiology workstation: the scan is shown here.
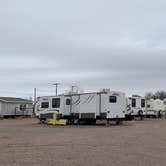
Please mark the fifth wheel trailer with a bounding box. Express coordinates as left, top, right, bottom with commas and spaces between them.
35, 91, 127, 125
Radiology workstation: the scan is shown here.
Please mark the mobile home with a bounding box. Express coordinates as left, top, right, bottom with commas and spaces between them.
0, 97, 33, 117
35, 90, 127, 124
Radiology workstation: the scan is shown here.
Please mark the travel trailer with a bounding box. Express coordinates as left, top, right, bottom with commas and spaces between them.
126, 95, 146, 119
146, 99, 165, 117
35, 90, 127, 125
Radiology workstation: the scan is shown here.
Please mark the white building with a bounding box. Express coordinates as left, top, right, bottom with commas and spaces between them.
0, 97, 33, 117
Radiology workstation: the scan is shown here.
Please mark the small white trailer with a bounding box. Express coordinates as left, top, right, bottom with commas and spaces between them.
35, 90, 127, 125
126, 95, 146, 120
146, 99, 165, 118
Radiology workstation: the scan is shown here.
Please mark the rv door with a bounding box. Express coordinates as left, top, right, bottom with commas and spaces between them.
52, 98, 61, 113
63, 97, 71, 116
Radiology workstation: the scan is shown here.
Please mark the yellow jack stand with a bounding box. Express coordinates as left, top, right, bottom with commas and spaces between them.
47, 113, 67, 126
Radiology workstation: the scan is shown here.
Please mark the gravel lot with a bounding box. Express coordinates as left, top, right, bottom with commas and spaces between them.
0, 118, 166, 166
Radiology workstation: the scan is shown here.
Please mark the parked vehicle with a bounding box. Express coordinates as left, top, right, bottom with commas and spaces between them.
163, 98, 166, 116
126, 95, 146, 120
35, 90, 127, 125
146, 99, 165, 118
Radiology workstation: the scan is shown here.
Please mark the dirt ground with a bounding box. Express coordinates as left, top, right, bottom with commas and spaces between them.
0, 118, 166, 166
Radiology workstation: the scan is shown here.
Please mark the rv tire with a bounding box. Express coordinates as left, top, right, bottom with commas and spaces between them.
106, 119, 110, 127
116, 118, 120, 125
138, 110, 143, 120
157, 110, 162, 118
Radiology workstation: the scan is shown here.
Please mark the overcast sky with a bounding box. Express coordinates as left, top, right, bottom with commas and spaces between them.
0, 0, 166, 98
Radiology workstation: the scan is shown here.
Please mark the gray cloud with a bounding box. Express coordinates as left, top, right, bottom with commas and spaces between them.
0, 0, 166, 97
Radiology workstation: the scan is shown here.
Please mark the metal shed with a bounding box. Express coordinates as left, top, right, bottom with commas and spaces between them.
0, 97, 33, 117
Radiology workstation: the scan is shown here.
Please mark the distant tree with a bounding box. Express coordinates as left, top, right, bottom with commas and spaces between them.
145, 92, 154, 100
154, 91, 166, 100
145, 91, 166, 100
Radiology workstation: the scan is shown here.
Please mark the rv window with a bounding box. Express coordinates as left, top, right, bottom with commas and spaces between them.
52, 98, 60, 108
141, 99, 145, 108
132, 98, 136, 107
147, 104, 150, 108
41, 102, 49, 108
109, 96, 117, 103
66, 99, 71, 105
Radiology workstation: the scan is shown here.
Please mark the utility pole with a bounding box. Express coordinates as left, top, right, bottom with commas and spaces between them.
71, 85, 75, 92
33, 88, 37, 115
34, 88, 37, 104
53, 83, 60, 96
71, 85, 78, 93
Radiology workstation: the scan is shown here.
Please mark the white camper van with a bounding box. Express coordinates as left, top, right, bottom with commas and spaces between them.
126, 95, 146, 119
146, 99, 165, 117
35, 91, 126, 125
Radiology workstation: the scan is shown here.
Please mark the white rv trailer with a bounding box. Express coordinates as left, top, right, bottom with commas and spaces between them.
35, 91, 127, 124
126, 95, 146, 119
163, 99, 166, 116
146, 99, 165, 117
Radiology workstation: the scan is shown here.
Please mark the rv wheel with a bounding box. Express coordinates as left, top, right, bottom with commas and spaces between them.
90, 119, 96, 125
116, 118, 120, 125
138, 110, 143, 120
106, 119, 110, 127
158, 111, 162, 118
70, 119, 75, 125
